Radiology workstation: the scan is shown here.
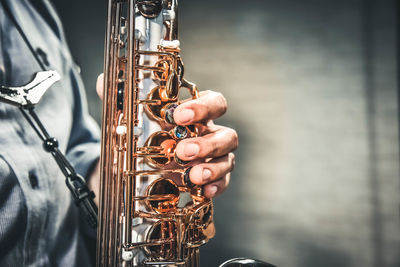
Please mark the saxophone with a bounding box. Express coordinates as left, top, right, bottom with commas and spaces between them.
96, 0, 215, 266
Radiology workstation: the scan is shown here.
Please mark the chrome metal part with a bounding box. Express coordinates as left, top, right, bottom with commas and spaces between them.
96, 1, 214, 266
0, 70, 60, 107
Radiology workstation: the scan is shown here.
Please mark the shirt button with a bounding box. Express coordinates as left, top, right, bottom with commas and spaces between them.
28, 171, 39, 189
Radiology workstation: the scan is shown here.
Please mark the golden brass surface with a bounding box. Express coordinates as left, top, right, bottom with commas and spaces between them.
96, 1, 214, 266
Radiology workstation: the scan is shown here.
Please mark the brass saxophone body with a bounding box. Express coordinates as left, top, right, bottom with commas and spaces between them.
97, 1, 215, 266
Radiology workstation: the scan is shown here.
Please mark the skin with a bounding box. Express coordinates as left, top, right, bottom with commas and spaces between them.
89, 74, 238, 205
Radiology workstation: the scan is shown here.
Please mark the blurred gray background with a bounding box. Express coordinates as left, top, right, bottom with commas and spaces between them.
53, 0, 400, 266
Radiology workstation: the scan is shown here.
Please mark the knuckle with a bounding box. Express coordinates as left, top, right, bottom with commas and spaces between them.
228, 153, 236, 172
229, 129, 239, 150
215, 92, 228, 115
225, 173, 231, 187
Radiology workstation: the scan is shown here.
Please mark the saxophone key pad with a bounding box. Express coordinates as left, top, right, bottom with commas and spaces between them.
162, 102, 177, 124
173, 125, 188, 139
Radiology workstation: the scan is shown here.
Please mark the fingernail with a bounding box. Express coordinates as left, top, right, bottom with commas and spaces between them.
184, 143, 199, 157
209, 185, 218, 196
202, 169, 212, 182
178, 109, 194, 124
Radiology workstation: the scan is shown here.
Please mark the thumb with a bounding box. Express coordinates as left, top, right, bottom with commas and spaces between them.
96, 73, 104, 101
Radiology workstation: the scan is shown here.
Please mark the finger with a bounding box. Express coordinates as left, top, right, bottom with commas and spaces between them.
203, 173, 231, 198
175, 126, 238, 161
189, 153, 235, 185
173, 90, 227, 125
96, 73, 104, 100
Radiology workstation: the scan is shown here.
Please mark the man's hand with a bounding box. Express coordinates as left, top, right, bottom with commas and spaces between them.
173, 90, 238, 198
93, 74, 238, 200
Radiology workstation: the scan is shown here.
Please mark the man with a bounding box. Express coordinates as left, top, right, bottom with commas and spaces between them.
0, 0, 237, 266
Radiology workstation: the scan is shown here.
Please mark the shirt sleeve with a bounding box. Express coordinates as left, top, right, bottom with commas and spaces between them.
65, 67, 101, 180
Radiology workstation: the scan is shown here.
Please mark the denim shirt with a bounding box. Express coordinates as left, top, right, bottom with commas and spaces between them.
0, 0, 100, 266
